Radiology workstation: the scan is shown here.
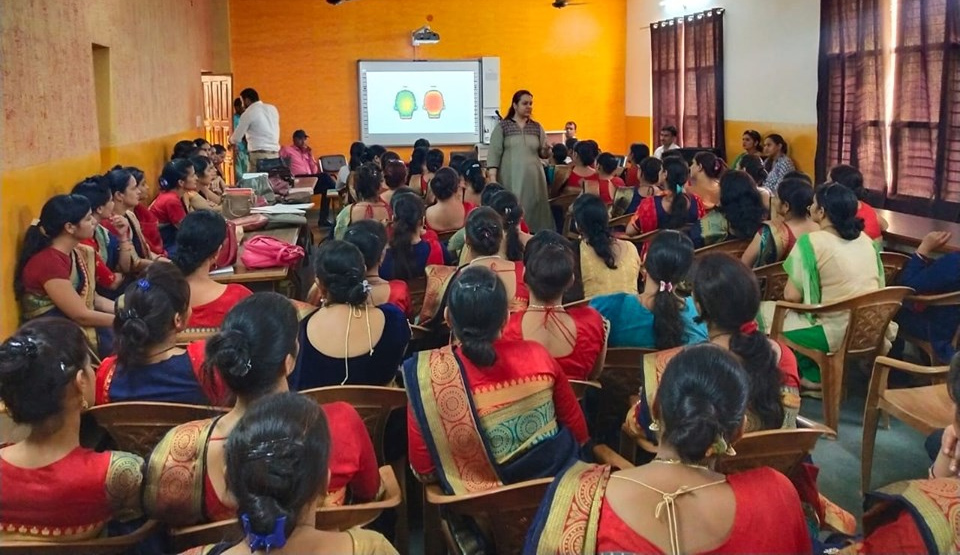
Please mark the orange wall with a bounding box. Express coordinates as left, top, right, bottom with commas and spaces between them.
229, 0, 627, 156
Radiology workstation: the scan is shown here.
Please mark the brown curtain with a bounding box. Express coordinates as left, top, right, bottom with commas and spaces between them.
651, 19, 683, 144
815, 0, 887, 192
682, 9, 725, 158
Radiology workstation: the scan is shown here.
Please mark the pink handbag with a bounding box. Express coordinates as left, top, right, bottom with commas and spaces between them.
240, 235, 305, 269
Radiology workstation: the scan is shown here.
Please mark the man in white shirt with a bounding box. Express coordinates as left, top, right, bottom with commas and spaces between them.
229, 88, 280, 173
653, 125, 681, 159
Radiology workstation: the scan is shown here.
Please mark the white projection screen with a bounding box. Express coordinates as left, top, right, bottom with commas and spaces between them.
358, 60, 481, 146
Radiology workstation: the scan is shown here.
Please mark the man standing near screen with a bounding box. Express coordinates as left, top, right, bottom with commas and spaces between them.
487, 89, 553, 232
230, 87, 280, 173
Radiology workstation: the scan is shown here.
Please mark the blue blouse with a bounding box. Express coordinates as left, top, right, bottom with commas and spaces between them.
107, 353, 211, 405
589, 292, 707, 348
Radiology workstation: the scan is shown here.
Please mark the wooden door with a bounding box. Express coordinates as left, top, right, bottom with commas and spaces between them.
202, 74, 234, 185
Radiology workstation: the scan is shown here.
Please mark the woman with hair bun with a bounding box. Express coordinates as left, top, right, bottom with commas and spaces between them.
180, 392, 396, 554
569, 194, 641, 300
460, 159, 486, 207
501, 231, 606, 380
172, 210, 252, 329
688, 151, 726, 211
343, 219, 412, 318
758, 183, 891, 395
741, 177, 819, 268
525, 344, 811, 554
626, 156, 705, 237
562, 139, 600, 196
425, 167, 474, 233
488, 189, 531, 262
690, 169, 765, 248
405, 265, 588, 545
95, 261, 227, 405
293, 240, 410, 390
144, 294, 381, 527
149, 158, 197, 253
0, 318, 144, 542
333, 162, 391, 240
829, 164, 887, 241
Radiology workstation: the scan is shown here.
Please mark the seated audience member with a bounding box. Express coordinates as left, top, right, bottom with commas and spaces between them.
194, 138, 213, 158
338, 141, 366, 191
405, 266, 588, 545
181, 392, 397, 555
172, 139, 197, 160
149, 158, 195, 253
334, 162, 391, 239
502, 231, 606, 380
737, 153, 774, 214
732, 129, 763, 169
690, 170, 766, 248
545, 143, 570, 193
449, 184, 522, 262
410, 148, 443, 201
279, 129, 319, 176
406, 145, 429, 196
343, 219, 412, 318
172, 210, 252, 329
102, 166, 160, 272
590, 230, 706, 349
211, 143, 227, 176
144, 294, 381, 527
626, 156, 705, 236
71, 178, 130, 292
623, 142, 651, 188
829, 164, 888, 241
594, 152, 624, 206
687, 151, 725, 211
461, 159, 486, 207
762, 133, 796, 192
381, 150, 401, 166
126, 166, 166, 257
630, 156, 663, 211
489, 190, 531, 262
525, 345, 810, 554
653, 125, 681, 159
425, 167, 472, 233
742, 177, 818, 268
380, 158, 408, 206
563, 139, 601, 196
758, 184, 891, 395
365, 144, 387, 168
783, 170, 813, 184
856, 354, 960, 553
96, 262, 227, 405
188, 156, 222, 210
379, 192, 445, 280
570, 194, 642, 299
891, 231, 960, 364
0, 318, 143, 541
16, 194, 115, 357
293, 241, 410, 390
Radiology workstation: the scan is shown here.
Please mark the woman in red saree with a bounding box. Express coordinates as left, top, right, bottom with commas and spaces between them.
424, 167, 474, 233
561, 140, 600, 197
626, 156, 705, 236
524, 345, 811, 555
0, 318, 143, 542
127, 166, 167, 257
405, 265, 589, 553
143, 293, 381, 527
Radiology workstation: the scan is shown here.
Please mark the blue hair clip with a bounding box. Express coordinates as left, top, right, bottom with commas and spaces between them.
241, 514, 287, 552
137, 278, 150, 290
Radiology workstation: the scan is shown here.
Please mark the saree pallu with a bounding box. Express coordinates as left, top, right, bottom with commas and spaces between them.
753, 220, 796, 267
523, 461, 611, 555
418, 263, 529, 326
859, 478, 960, 554
690, 210, 730, 248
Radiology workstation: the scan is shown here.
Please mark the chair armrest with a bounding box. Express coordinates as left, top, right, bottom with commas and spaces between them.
796, 415, 837, 439
873, 356, 949, 377
906, 291, 960, 306
593, 444, 635, 470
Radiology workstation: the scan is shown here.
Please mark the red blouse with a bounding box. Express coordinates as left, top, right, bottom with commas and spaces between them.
625, 165, 641, 188
857, 201, 883, 240
501, 306, 606, 381
388, 280, 413, 318
188, 284, 253, 329
20, 248, 72, 295
775, 339, 801, 390
134, 204, 166, 256
79, 238, 116, 289
149, 190, 187, 227
596, 467, 811, 554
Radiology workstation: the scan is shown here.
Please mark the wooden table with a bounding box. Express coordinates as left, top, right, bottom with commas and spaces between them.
878, 209, 960, 253
214, 226, 301, 288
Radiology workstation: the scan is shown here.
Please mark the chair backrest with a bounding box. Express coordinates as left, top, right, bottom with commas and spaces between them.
608, 213, 633, 229
435, 229, 459, 243
716, 428, 822, 476
695, 238, 753, 259
603, 347, 655, 371
548, 191, 579, 212
569, 379, 602, 402
299, 386, 407, 464
425, 478, 553, 555
176, 327, 218, 347
319, 154, 347, 174
88, 402, 228, 457
840, 286, 912, 356
0, 520, 160, 555
880, 251, 910, 285
754, 261, 788, 302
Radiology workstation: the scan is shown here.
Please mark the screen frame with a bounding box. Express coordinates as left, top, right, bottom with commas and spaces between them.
358, 59, 482, 147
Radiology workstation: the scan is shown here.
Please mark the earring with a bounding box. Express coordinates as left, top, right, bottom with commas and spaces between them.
648, 420, 661, 432
81, 397, 89, 411
725, 445, 737, 456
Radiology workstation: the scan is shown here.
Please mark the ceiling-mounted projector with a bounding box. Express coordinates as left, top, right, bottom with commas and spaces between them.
326, 0, 360, 4
412, 25, 440, 46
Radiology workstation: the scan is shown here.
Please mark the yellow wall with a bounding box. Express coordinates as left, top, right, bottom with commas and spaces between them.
0, 0, 223, 338
625, 116, 653, 150
229, 0, 628, 154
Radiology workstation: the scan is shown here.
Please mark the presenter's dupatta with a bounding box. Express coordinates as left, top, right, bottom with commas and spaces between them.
403, 346, 502, 495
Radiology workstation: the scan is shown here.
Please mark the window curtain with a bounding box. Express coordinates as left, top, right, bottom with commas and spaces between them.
651, 19, 683, 144
815, 0, 887, 191
682, 9, 726, 158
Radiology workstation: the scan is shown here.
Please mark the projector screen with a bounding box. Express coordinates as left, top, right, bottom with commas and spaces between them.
358, 60, 481, 146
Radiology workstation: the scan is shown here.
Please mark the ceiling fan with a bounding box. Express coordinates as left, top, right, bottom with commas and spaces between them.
552, 0, 588, 8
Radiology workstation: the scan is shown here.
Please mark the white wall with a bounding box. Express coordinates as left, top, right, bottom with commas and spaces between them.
626, 0, 821, 125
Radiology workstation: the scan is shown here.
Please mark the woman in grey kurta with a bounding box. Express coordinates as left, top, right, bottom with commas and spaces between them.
487, 90, 553, 232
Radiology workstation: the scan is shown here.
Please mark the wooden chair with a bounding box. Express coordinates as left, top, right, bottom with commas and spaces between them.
769, 286, 913, 435
608, 213, 633, 229
603, 347, 655, 372
407, 276, 428, 322
298, 386, 410, 554
900, 290, 960, 364
87, 402, 228, 457
694, 238, 753, 260
716, 426, 824, 477
624, 228, 662, 251
434, 229, 459, 243
169, 465, 403, 552
880, 251, 910, 285
549, 164, 573, 196
0, 520, 160, 555
754, 261, 789, 302
548, 192, 579, 238
861, 356, 954, 492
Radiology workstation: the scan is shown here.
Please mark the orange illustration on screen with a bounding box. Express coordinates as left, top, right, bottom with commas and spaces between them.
423, 89, 445, 119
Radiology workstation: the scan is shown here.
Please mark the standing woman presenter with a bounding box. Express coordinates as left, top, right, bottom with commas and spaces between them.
487, 90, 553, 232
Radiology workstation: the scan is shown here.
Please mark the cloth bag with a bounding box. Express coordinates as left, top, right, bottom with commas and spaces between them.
214, 220, 239, 269
240, 235, 305, 269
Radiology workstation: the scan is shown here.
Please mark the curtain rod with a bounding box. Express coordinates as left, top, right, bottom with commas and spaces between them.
648, 7, 725, 30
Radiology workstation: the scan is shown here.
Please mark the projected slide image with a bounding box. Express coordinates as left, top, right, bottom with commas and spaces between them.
365, 70, 477, 135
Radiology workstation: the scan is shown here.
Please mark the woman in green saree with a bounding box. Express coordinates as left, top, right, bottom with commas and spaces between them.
741, 177, 819, 268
